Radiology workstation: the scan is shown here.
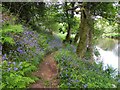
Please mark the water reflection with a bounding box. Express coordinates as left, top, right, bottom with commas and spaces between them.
97, 38, 118, 51
96, 46, 118, 69
95, 38, 119, 75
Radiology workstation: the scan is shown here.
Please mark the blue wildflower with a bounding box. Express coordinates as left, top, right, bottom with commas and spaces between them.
76, 80, 79, 82
14, 67, 18, 71
7, 68, 11, 72
2, 54, 7, 60
17, 47, 23, 54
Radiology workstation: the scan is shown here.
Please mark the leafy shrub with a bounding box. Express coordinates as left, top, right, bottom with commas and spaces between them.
1, 24, 23, 44
1, 61, 36, 88
104, 33, 120, 39
54, 49, 118, 88
116, 74, 120, 88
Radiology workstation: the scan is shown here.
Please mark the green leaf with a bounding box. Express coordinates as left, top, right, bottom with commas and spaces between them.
2, 37, 15, 44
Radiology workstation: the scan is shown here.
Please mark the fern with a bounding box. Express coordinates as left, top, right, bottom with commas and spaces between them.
1, 24, 23, 45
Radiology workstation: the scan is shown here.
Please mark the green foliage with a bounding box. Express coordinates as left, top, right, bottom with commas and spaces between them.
90, 2, 117, 21
1, 21, 62, 89
2, 61, 36, 88
31, 52, 44, 66
1, 24, 23, 45
103, 33, 120, 39
3, 73, 34, 88
54, 49, 118, 88
116, 74, 120, 88
38, 36, 48, 49
1, 2, 119, 89
56, 33, 66, 40
94, 18, 107, 42
94, 17, 119, 43
37, 4, 61, 32
70, 16, 80, 34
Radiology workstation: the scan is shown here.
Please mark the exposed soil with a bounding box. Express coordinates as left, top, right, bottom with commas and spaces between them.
29, 52, 59, 88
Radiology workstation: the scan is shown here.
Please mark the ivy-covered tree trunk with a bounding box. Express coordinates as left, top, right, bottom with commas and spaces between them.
87, 16, 94, 62
76, 8, 89, 58
76, 4, 94, 62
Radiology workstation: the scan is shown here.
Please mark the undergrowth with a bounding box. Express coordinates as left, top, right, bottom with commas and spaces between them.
1, 11, 62, 89
54, 48, 118, 88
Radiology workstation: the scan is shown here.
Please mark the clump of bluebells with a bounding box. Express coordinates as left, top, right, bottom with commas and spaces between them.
2, 27, 44, 63
46, 34, 63, 53
54, 49, 118, 88
1, 23, 41, 88
12, 29, 44, 63
1, 11, 63, 88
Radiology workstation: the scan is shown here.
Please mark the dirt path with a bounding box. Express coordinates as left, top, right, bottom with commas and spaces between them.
30, 52, 59, 88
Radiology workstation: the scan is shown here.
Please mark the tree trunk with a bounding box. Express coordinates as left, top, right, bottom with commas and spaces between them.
65, 23, 71, 42
76, 4, 94, 61
76, 8, 89, 58
65, 2, 75, 43
87, 15, 94, 62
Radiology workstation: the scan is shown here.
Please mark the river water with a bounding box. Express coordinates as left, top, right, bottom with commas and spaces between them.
94, 38, 119, 75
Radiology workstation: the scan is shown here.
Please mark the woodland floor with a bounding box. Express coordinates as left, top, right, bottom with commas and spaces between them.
30, 52, 59, 88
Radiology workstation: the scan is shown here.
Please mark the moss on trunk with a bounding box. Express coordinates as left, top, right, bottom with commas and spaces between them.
76, 9, 89, 58
76, 5, 94, 62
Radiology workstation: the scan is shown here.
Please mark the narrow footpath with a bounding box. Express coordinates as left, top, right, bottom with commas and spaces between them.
30, 52, 59, 88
